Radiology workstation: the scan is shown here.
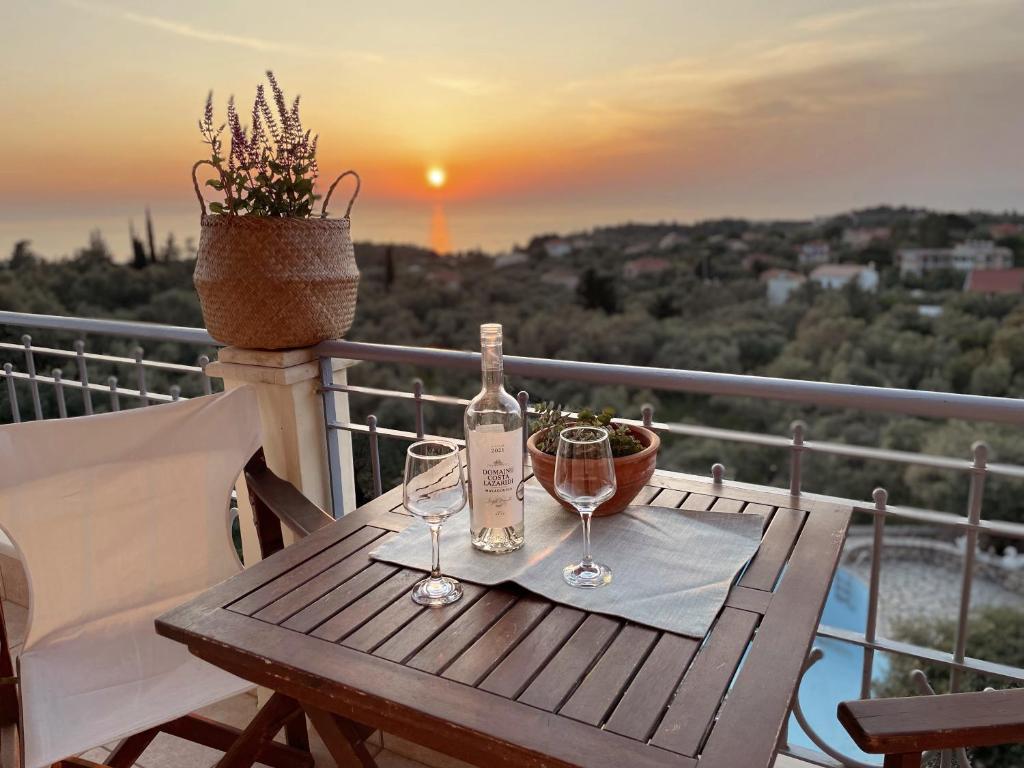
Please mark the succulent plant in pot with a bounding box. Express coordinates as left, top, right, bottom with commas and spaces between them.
192, 71, 360, 350
527, 404, 660, 516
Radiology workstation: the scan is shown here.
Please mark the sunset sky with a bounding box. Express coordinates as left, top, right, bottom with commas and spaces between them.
2, 0, 1024, 256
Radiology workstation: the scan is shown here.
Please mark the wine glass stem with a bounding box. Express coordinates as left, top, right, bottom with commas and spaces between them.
429, 523, 442, 579
579, 510, 594, 567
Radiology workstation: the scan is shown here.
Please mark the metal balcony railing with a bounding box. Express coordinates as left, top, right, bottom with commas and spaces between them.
3, 310, 1024, 768
0, 312, 219, 419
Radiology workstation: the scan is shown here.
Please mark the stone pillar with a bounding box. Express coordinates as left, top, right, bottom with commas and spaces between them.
206, 346, 357, 566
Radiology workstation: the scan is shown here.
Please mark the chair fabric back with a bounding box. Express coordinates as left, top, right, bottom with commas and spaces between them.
0, 387, 261, 766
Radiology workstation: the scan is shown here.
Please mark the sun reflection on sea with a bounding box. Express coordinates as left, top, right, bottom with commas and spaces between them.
430, 202, 451, 255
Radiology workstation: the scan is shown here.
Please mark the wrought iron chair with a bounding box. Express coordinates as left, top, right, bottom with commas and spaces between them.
0, 387, 335, 768
839, 687, 1024, 767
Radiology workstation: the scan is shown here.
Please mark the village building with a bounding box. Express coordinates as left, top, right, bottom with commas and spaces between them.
810, 263, 879, 292
797, 241, 831, 267
963, 268, 1024, 294
760, 268, 806, 306
898, 240, 1013, 276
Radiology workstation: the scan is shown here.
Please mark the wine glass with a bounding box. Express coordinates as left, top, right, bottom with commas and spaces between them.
403, 439, 467, 606
554, 426, 616, 588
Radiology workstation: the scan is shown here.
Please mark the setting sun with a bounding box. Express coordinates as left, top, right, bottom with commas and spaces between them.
426, 166, 447, 189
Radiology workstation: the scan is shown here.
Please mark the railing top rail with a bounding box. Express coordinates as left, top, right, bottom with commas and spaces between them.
5, 312, 1024, 425
0, 311, 217, 346
317, 339, 1024, 426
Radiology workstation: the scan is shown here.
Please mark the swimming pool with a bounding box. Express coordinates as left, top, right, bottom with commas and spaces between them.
787, 567, 887, 765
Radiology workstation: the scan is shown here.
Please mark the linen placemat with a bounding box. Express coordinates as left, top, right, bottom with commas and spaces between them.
369, 485, 765, 639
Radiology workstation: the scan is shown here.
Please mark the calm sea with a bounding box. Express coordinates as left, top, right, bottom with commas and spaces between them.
0, 199, 652, 262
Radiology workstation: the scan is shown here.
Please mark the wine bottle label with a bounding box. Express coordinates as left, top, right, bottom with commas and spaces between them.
468, 425, 524, 529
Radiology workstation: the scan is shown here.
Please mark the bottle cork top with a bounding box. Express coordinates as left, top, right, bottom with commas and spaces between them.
480, 323, 503, 344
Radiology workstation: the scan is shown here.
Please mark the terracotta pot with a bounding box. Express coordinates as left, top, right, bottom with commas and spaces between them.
527, 424, 660, 516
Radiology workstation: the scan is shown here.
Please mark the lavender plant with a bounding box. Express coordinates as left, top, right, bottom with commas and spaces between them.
198, 72, 321, 217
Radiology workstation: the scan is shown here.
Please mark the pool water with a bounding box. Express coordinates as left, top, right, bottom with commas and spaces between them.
787, 567, 887, 765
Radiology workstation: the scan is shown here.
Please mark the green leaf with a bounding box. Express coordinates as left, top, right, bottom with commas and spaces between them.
208, 202, 225, 214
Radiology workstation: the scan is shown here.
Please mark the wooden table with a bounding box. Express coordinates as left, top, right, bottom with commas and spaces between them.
157, 471, 851, 768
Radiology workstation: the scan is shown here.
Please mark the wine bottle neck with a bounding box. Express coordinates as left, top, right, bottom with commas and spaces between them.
481, 343, 503, 392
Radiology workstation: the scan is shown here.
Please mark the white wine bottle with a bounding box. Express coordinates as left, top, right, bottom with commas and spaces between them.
464, 323, 525, 553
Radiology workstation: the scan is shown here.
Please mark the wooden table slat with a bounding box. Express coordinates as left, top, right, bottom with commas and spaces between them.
678, 493, 715, 511
739, 508, 807, 592
479, 605, 586, 699
311, 569, 425, 642
648, 488, 687, 508
374, 583, 489, 663
558, 623, 659, 726
517, 614, 620, 712
229, 526, 385, 616
649, 607, 760, 756
632, 486, 662, 506
709, 497, 745, 514
254, 534, 395, 625
407, 590, 519, 675
341, 586, 427, 653
282, 560, 400, 634
442, 597, 552, 686
744, 502, 775, 518
724, 585, 772, 614
603, 633, 700, 742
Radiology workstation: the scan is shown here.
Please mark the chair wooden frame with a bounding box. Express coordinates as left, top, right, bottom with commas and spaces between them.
839, 687, 1024, 767
0, 448, 337, 768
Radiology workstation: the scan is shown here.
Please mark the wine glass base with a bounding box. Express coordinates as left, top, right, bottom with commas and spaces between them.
412, 575, 463, 606
563, 561, 612, 588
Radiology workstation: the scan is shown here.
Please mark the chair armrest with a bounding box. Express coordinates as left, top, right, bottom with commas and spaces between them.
838, 688, 1024, 755
244, 450, 334, 558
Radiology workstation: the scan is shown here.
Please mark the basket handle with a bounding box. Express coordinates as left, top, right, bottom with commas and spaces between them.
321, 170, 361, 219
191, 160, 216, 217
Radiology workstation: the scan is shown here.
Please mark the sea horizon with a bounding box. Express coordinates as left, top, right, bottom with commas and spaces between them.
8, 197, 1017, 264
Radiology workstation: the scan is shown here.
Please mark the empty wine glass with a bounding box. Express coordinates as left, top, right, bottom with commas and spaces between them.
554, 426, 616, 588
403, 439, 467, 606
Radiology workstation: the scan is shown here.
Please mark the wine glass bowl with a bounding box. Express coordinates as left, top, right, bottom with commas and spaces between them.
554, 426, 616, 588
403, 439, 467, 606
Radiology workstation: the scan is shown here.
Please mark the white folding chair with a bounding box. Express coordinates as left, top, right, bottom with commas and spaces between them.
0, 387, 312, 768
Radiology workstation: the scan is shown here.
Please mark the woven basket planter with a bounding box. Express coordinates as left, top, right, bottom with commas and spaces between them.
192, 166, 361, 350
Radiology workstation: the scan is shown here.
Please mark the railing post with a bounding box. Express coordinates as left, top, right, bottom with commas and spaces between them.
134, 346, 149, 405
74, 340, 93, 415
21, 335, 42, 420
413, 378, 425, 439
319, 357, 346, 518
3, 364, 19, 423
198, 355, 213, 395
368, 414, 383, 498
108, 376, 120, 411
52, 369, 67, 418
206, 346, 358, 565
861, 487, 887, 698
789, 420, 805, 496
950, 441, 987, 693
